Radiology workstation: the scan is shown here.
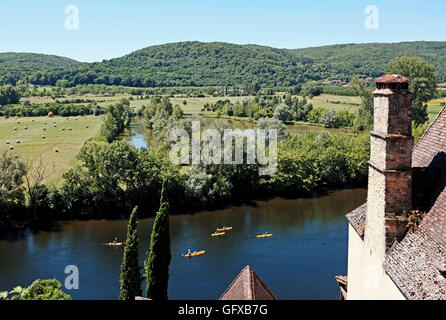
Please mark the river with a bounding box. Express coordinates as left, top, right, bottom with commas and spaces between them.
0, 118, 365, 300
0, 188, 365, 300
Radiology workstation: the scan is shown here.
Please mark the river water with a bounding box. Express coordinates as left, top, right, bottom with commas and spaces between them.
0, 189, 365, 300
0, 118, 365, 300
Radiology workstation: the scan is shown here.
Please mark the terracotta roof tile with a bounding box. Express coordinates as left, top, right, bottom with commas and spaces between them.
345, 203, 367, 238
383, 228, 446, 300
376, 74, 410, 84
412, 105, 446, 168
219, 265, 278, 300
346, 105, 446, 299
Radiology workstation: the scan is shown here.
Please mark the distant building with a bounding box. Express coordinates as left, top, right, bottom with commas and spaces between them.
341, 74, 446, 300
219, 265, 278, 300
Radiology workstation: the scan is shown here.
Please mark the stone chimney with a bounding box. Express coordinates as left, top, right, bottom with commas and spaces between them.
364, 74, 413, 262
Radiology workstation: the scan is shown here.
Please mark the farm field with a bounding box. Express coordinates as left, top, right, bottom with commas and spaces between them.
305, 94, 361, 111
427, 99, 446, 122
23, 93, 364, 114
0, 115, 103, 185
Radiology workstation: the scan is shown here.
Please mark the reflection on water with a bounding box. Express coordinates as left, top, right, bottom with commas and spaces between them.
120, 119, 150, 149
0, 188, 366, 300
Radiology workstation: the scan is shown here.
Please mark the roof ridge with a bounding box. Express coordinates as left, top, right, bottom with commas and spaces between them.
219, 265, 249, 300
219, 265, 278, 300
413, 104, 446, 154
248, 266, 254, 300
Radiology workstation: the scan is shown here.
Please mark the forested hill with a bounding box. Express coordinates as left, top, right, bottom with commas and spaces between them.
0, 52, 81, 85
288, 42, 446, 82
2, 41, 446, 87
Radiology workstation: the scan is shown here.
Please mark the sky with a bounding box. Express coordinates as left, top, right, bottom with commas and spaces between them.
0, 0, 444, 62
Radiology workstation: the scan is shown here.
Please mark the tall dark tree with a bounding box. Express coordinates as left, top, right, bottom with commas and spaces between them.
145, 184, 171, 300
119, 206, 142, 300
387, 56, 438, 125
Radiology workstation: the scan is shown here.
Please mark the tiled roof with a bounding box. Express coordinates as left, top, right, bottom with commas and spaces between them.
412, 106, 446, 168
420, 182, 446, 249
346, 203, 367, 238
375, 74, 410, 84
346, 105, 446, 299
383, 228, 446, 300
219, 265, 278, 300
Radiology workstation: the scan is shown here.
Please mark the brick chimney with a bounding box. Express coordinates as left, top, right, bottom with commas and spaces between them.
364, 74, 413, 261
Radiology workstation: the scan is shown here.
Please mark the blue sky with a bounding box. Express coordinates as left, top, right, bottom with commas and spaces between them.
0, 0, 444, 62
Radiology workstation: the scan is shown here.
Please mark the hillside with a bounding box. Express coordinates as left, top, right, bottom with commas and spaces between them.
288, 42, 446, 81
0, 52, 81, 85
2, 41, 446, 87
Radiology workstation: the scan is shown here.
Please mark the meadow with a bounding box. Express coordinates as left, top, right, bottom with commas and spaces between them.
427, 98, 446, 122
0, 115, 102, 185
3, 92, 444, 186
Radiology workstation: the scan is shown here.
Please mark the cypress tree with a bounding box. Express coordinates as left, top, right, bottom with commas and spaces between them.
145, 184, 171, 300
119, 206, 142, 300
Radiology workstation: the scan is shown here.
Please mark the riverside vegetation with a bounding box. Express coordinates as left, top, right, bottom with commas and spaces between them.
0, 94, 371, 232
0, 56, 439, 233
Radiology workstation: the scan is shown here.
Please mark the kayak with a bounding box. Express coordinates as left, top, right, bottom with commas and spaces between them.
105, 242, 124, 246
185, 250, 206, 258
256, 234, 272, 238
211, 232, 225, 237
217, 227, 232, 232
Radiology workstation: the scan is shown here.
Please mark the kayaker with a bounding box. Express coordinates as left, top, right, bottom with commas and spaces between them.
187, 249, 191, 255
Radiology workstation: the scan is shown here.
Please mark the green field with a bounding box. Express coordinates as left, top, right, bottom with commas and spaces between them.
23, 94, 254, 116
0, 115, 103, 185
427, 99, 446, 122
7, 94, 443, 187
305, 94, 361, 111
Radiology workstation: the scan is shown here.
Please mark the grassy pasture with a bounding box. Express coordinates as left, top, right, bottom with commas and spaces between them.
304, 94, 361, 111
427, 99, 446, 122
0, 115, 103, 185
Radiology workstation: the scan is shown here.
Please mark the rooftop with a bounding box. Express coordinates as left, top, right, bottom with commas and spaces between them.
347, 104, 446, 299
219, 265, 278, 300
375, 74, 410, 84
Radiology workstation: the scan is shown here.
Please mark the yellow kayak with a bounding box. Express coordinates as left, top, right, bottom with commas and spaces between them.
211, 232, 225, 237
256, 233, 273, 238
185, 250, 206, 258
217, 226, 232, 232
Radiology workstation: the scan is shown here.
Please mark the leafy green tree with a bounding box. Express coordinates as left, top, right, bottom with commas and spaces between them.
320, 110, 340, 128
172, 105, 184, 120
350, 77, 374, 131
0, 151, 27, 225
100, 102, 130, 142
120, 206, 142, 300
145, 184, 171, 300
2, 279, 71, 300
301, 82, 322, 97
273, 103, 291, 122
412, 121, 429, 145
0, 85, 21, 105
387, 56, 438, 125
